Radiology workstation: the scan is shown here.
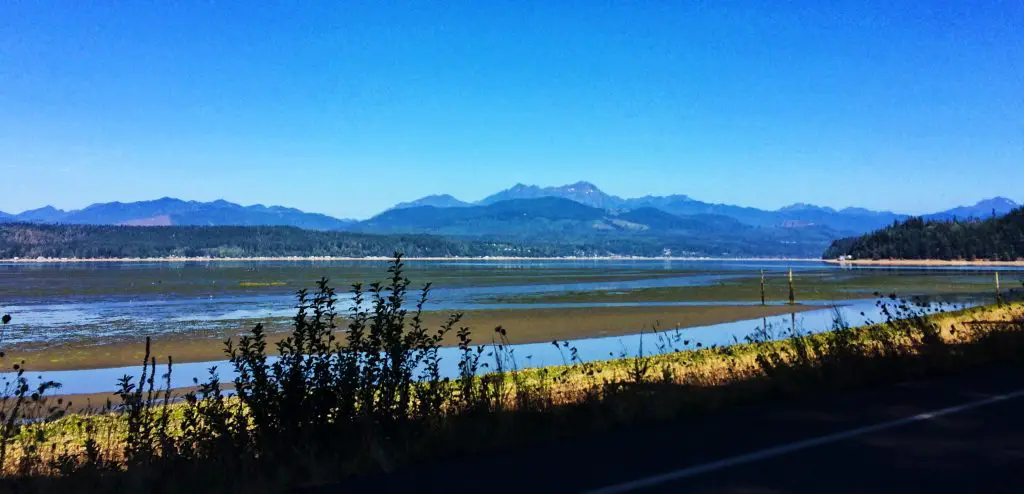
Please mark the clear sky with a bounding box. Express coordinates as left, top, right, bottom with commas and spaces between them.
1, 1, 1021, 219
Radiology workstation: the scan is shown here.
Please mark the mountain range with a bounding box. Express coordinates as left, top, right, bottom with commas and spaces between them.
0, 198, 356, 230
920, 197, 1019, 222
391, 181, 1019, 233
1, 182, 1018, 257
361, 182, 1019, 256
354, 196, 843, 257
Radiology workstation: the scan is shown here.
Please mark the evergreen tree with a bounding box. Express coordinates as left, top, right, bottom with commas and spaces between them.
823, 207, 1024, 261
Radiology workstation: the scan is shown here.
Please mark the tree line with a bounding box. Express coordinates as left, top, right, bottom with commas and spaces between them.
823, 207, 1024, 261
0, 223, 601, 259
0, 222, 832, 259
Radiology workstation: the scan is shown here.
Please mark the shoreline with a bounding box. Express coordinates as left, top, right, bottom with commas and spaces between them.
0, 255, 826, 264
7, 305, 818, 372
824, 259, 1024, 267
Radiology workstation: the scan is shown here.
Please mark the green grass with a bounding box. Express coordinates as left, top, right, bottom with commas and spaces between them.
7, 300, 1023, 485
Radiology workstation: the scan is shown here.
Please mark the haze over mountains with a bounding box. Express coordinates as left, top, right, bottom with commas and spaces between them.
1, 182, 1018, 257
920, 197, 1020, 222
0, 198, 356, 230
389, 181, 1018, 232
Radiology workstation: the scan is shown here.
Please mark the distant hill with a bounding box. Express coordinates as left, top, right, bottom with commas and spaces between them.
613, 207, 746, 233
0, 223, 580, 259
0, 198, 356, 230
391, 182, 1024, 238
823, 206, 1024, 261
11, 206, 67, 222
922, 197, 1019, 222
391, 194, 473, 209
0, 219, 833, 260
635, 198, 906, 232
4, 186, 1018, 259
478, 181, 622, 209
354, 197, 838, 257
358, 197, 610, 235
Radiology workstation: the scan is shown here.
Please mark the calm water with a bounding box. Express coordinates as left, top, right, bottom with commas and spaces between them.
6, 298, 968, 395
0, 259, 1018, 394
0, 259, 1017, 346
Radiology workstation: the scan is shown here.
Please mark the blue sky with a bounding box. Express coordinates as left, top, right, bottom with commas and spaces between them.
1, 1, 1021, 219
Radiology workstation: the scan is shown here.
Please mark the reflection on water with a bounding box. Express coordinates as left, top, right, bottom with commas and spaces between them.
2, 259, 1015, 346
3, 274, 750, 345
7, 298, 970, 395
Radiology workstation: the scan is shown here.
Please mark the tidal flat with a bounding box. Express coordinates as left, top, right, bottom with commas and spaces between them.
0, 260, 725, 299
6, 305, 817, 371
1, 259, 1019, 373
481, 272, 1013, 304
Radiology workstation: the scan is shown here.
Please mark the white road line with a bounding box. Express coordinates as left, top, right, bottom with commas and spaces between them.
587, 388, 1024, 494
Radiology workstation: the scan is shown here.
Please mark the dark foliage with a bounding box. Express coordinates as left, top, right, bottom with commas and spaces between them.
4, 258, 1024, 493
0, 218, 837, 259
0, 223, 593, 259
823, 207, 1024, 261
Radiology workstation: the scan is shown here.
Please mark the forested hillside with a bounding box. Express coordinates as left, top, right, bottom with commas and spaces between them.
823, 207, 1024, 260
0, 221, 830, 259
0, 224, 583, 259
353, 197, 841, 257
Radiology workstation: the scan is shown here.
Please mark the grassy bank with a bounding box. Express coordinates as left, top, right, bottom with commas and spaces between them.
2, 257, 1023, 493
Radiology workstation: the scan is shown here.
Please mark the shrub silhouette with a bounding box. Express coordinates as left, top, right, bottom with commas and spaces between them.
0, 257, 1023, 493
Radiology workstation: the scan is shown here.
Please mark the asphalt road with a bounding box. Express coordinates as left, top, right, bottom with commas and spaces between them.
320, 367, 1024, 494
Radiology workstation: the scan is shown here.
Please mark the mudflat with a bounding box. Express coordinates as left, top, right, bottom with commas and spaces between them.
6, 304, 815, 371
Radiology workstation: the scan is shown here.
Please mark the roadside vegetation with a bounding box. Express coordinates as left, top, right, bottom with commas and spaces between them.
1, 255, 1024, 493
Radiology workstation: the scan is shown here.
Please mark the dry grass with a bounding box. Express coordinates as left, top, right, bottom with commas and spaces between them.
2, 256, 1021, 493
